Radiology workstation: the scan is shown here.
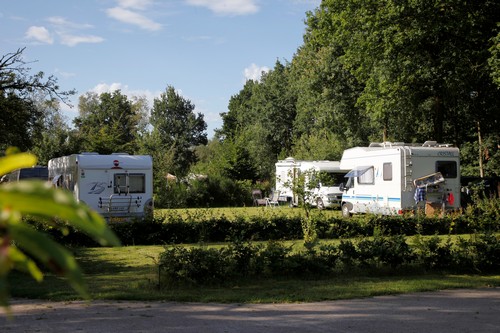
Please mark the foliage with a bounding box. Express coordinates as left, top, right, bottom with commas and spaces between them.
28, 198, 500, 248
157, 233, 500, 286
73, 90, 144, 154
0, 48, 76, 153
149, 85, 207, 177
489, 26, 500, 88
0, 150, 120, 309
215, 0, 500, 181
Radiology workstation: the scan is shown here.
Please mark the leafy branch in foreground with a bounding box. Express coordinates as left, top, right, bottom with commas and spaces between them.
0, 149, 121, 310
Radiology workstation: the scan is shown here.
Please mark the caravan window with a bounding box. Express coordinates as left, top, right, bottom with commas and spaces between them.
358, 167, 374, 184
436, 161, 457, 178
129, 174, 146, 193
383, 163, 392, 181
114, 173, 146, 194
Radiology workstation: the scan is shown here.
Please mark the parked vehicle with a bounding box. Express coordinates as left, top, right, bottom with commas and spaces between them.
2, 166, 48, 182
339, 141, 461, 217
48, 153, 153, 222
275, 157, 348, 209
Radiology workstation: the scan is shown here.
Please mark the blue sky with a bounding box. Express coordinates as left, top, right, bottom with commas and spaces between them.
1, 0, 320, 138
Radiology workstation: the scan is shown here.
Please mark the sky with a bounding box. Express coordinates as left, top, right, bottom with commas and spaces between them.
1, 0, 320, 139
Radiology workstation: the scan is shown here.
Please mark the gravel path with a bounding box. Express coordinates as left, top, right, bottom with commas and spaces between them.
2, 288, 500, 332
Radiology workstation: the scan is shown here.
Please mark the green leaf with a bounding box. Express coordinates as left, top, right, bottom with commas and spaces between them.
9, 222, 89, 299
0, 153, 37, 176
0, 181, 121, 247
8, 246, 44, 282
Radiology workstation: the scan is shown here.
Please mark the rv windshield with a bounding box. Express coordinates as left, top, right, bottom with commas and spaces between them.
317, 171, 345, 187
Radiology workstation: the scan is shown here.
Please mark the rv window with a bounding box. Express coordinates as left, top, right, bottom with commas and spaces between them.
129, 174, 146, 193
435, 161, 457, 178
114, 173, 146, 194
383, 163, 392, 181
358, 167, 374, 184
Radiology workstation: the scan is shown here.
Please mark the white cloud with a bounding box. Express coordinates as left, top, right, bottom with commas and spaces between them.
185, 0, 259, 16
25, 17, 104, 47
54, 68, 76, 79
243, 63, 270, 82
25, 26, 53, 44
47, 16, 93, 30
116, 0, 154, 10
90, 82, 158, 108
59, 34, 105, 47
106, 1, 162, 31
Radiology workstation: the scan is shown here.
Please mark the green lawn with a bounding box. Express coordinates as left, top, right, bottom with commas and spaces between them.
154, 206, 343, 221
9, 243, 500, 303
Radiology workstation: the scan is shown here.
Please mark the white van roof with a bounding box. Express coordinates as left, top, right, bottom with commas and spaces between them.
76, 154, 152, 169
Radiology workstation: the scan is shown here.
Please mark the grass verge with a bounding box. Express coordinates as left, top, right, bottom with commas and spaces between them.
9, 245, 500, 303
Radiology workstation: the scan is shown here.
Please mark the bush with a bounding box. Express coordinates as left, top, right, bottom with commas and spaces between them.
157, 233, 500, 287
24, 197, 500, 247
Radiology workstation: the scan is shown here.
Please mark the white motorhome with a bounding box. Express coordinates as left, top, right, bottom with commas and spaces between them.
48, 153, 153, 222
339, 141, 460, 217
275, 157, 348, 209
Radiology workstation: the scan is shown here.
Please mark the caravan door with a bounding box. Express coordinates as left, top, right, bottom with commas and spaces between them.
342, 166, 375, 214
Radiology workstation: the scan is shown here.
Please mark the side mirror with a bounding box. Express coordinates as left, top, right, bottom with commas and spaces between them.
339, 183, 345, 191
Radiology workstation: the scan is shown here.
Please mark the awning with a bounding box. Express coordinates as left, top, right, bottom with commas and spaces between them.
345, 166, 372, 178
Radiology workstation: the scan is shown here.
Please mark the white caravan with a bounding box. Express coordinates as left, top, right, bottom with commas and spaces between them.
339, 141, 460, 217
275, 157, 348, 209
48, 153, 153, 222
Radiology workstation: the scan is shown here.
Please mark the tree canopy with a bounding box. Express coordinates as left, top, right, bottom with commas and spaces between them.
1, 1, 499, 208
216, 0, 500, 178
0, 48, 75, 153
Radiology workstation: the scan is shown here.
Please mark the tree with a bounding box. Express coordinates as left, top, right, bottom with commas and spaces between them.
489, 27, 500, 88
0, 48, 76, 153
149, 85, 207, 177
306, 0, 500, 145
74, 90, 143, 154
28, 97, 79, 165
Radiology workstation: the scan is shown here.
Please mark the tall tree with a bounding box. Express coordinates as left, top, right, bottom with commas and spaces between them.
150, 85, 207, 177
307, 0, 500, 144
0, 48, 75, 153
74, 90, 142, 154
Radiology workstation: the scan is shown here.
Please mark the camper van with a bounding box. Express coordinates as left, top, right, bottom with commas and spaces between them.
339, 141, 460, 217
275, 157, 348, 209
48, 153, 153, 222
2, 166, 48, 182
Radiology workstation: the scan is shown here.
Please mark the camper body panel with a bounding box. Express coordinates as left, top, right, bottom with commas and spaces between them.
340, 148, 404, 215
48, 153, 153, 222
275, 157, 348, 209
340, 142, 460, 216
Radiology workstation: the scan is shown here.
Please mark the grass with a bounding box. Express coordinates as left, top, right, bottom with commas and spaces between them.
154, 206, 343, 221
9, 242, 500, 303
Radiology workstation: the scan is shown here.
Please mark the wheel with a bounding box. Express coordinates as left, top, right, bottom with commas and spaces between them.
317, 198, 325, 210
341, 204, 351, 218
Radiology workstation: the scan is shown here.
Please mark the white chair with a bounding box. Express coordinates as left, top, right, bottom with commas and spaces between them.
266, 191, 280, 207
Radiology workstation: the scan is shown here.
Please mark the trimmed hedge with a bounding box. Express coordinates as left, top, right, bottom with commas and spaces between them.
23, 197, 500, 246
25, 211, 499, 247
158, 233, 500, 286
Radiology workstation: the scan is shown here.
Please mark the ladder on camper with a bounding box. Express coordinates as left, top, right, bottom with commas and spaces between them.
403, 146, 413, 191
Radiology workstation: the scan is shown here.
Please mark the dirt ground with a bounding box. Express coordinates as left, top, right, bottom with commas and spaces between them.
2, 288, 500, 333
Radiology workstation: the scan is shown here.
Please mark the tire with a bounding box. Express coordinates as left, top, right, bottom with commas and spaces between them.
342, 204, 351, 218
317, 198, 325, 210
